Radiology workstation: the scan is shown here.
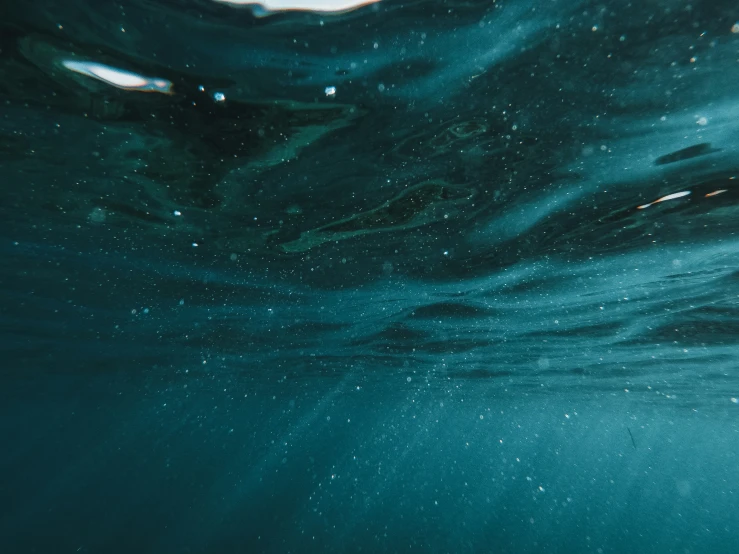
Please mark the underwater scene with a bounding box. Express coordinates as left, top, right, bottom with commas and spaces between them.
1, 0, 738, 552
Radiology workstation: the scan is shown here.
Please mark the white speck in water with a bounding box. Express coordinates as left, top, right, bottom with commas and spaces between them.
696, 116, 708, 126
192, 242, 198, 247
173, 210, 182, 216
377, 83, 385, 92
324, 86, 336, 97
213, 92, 226, 102
89, 207, 106, 223
407, 376, 412, 382
731, 397, 738, 404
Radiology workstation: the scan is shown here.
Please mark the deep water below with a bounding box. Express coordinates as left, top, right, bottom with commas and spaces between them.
2, 374, 738, 554
1, 0, 739, 552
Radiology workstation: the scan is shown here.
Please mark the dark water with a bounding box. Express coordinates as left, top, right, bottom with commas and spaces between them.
2, 0, 739, 552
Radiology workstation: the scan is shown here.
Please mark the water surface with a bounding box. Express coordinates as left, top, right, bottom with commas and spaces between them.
1, 0, 738, 552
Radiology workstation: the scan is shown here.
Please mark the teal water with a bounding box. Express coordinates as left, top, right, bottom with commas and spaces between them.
1, 0, 739, 552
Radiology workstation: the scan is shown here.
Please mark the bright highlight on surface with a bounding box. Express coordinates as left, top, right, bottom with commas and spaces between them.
636, 190, 690, 210
213, 0, 380, 14
61, 60, 173, 94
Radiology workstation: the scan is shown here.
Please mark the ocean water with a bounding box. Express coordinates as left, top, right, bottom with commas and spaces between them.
1, 0, 739, 552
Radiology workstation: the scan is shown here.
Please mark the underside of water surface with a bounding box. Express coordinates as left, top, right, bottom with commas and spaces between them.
1, 0, 738, 552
